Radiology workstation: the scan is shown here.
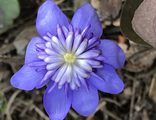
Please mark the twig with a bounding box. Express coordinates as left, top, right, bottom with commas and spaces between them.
149, 77, 155, 97
0, 83, 8, 91
86, 100, 106, 120
0, 71, 3, 82
68, 109, 79, 119
10, 63, 18, 74
124, 73, 134, 81
0, 44, 15, 55
1, 86, 13, 93
142, 109, 149, 120
6, 90, 22, 120
0, 56, 24, 65
61, 7, 73, 11
129, 79, 136, 120
30, 104, 50, 120
55, 0, 65, 5
102, 107, 122, 120
102, 98, 121, 107
136, 67, 156, 79
10, 99, 30, 115
14, 99, 49, 120
15, 98, 32, 106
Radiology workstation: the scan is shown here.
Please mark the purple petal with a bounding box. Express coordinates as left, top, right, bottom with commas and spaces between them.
70, 78, 76, 90
77, 49, 100, 59
86, 33, 93, 39
97, 40, 125, 69
36, 1, 69, 37
11, 65, 46, 90
71, 4, 102, 38
62, 26, 69, 38
36, 43, 46, 50
44, 82, 72, 120
43, 36, 51, 42
76, 59, 92, 72
78, 77, 89, 92
57, 24, 66, 47
36, 78, 50, 89
81, 24, 91, 37
25, 37, 45, 64
74, 28, 81, 38
74, 38, 88, 56
88, 64, 124, 94
72, 82, 99, 116
28, 61, 47, 67
72, 34, 82, 53
73, 65, 89, 78
88, 36, 98, 47
66, 32, 74, 53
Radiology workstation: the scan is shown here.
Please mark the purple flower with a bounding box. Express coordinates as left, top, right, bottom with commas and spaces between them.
11, 1, 125, 120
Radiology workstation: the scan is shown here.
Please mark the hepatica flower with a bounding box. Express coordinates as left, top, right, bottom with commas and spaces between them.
11, 1, 125, 120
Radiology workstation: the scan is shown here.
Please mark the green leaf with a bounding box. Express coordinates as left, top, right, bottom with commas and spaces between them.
0, 0, 20, 34
1, 101, 7, 113
120, 0, 149, 46
0, 94, 7, 113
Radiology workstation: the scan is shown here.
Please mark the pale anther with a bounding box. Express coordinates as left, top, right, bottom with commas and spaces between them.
64, 53, 76, 63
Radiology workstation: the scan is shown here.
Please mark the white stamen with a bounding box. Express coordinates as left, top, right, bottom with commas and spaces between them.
74, 38, 88, 56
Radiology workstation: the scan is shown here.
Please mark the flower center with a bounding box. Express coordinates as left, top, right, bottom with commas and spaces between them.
64, 53, 76, 63
32, 24, 103, 93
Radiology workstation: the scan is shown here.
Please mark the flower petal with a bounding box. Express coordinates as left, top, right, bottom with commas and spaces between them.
25, 37, 45, 64
71, 4, 102, 38
72, 82, 99, 116
11, 65, 46, 90
88, 64, 124, 94
97, 40, 125, 69
36, 0, 69, 37
44, 82, 72, 120
36, 78, 50, 89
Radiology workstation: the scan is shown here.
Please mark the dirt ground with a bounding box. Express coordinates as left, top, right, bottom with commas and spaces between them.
0, 0, 156, 120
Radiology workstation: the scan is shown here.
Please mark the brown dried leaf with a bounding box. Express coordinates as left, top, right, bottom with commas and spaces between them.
13, 25, 39, 55
74, 0, 90, 12
120, 0, 149, 46
132, 0, 156, 47
99, 0, 122, 21
149, 78, 156, 103
124, 48, 156, 72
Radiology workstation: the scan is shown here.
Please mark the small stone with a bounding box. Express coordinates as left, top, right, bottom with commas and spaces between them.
123, 87, 132, 96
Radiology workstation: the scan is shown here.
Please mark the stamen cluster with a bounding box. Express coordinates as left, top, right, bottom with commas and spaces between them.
28, 24, 105, 93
